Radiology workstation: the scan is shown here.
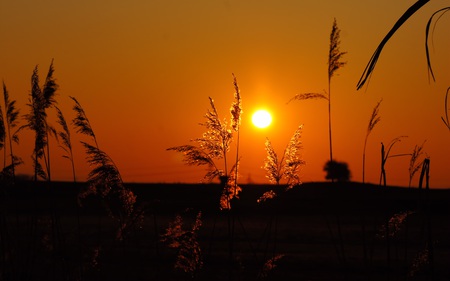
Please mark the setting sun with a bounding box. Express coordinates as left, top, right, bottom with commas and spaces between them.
252, 109, 272, 128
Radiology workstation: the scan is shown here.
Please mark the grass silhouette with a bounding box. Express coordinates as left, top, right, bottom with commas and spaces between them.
362, 99, 382, 184
1, 82, 21, 184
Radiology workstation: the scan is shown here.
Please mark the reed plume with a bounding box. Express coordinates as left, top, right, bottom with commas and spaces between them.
55, 106, 76, 182
378, 211, 415, 238
71, 97, 136, 221
408, 141, 426, 188
362, 99, 382, 183
70, 96, 98, 147
260, 125, 304, 202
161, 211, 203, 277
3, 83, 21, 171
258, 254, 284, 279
327, 18, 346, 179
287, 92, 328, 104
167, 75, 243, 209
23, 61, 58, 181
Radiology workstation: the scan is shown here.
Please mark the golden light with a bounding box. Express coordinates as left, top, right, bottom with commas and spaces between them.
252, 109, 272, 128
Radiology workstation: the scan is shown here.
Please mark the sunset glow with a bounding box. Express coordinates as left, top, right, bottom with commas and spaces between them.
252, 109, 272, 129
0, 1, 449, 187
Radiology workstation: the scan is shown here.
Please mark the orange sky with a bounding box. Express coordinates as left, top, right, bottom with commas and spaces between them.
0, 1, 449, 188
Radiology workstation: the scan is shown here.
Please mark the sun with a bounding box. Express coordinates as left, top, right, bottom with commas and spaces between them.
252, 109, 272, 128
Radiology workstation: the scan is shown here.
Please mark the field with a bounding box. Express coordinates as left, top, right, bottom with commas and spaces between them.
1, 181, 449, 281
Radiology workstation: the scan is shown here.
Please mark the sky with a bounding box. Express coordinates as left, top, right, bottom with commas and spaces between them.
0, 0, 449, 188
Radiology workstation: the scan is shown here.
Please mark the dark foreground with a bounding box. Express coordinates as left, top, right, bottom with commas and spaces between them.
1, 181, 449, 281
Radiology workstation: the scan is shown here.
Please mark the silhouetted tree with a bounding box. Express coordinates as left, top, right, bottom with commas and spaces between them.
323, 160, 351, 182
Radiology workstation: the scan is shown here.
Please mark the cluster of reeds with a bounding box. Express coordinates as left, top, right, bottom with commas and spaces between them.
0, 61, 143, 281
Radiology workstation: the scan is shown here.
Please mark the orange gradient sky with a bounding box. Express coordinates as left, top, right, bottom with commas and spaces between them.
0, 1, 449, 187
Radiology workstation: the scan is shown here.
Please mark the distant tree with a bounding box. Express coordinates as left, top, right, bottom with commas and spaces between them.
323, 160, 351, 182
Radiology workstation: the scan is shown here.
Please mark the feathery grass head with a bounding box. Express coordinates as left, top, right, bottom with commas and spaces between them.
264, 138, 282, 185
259, 254, 285, 279
230, 73, 242, 132
167, 96, 234, 183
70, 96, 97, 143
409, 141, 426, 187
161, 211, 203, 277
367, 99, 382, 134
328, 18, 347, 80
283, 125, 305, 189
55, 106, 72, 153
262, 125, 304, 201
3, 82, 20, 130
378, 210, 415, 238
287, 92, 328, 104
257, 190, 277, 204
219, 161, 242, 210
42, 59, 58, 109
80, 141, 135, 216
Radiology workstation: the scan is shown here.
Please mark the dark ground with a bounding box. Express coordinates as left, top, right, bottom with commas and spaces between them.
1, 181, 449, 280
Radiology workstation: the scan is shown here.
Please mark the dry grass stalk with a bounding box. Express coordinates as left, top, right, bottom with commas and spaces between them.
356, 1, 430, 89
442, 87, 450, 131
327, 18, 346, 178
380, 136, 408, 186
362, 99, 382, 183
55, 106, 76, 182
425, 7, 450, 82
1, 82, 21, 182
408, 141, 426, 188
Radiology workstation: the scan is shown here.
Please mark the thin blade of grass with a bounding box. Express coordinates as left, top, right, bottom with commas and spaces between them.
357, 0, 430, 90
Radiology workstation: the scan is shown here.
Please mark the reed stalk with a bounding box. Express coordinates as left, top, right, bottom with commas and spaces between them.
362, 99, 382, 184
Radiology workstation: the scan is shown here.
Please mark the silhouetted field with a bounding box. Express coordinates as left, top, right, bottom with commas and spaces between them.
1, 181, 449, 280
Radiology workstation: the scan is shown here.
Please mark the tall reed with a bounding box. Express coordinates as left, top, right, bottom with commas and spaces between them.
167, 75, 242, 210
362, 99, 382, 184
327, 18, 347, 181
55, 106, 76, 182
379, 136, 408, 187
289, 19, 345, 182
259, 125, 304, 268
2, 83, 21, 184
23, 60, 58, 181
71, 96, 136, 222
408, 141, 426, 188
